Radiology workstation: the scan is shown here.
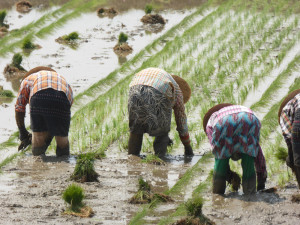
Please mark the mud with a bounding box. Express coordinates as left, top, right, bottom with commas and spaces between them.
0, 152, 195, 224
16, 1, 32, 13
97, 7, 118, 18
113, 42, 133, 57
173, 217, 215, 225
141, 14, 166, 24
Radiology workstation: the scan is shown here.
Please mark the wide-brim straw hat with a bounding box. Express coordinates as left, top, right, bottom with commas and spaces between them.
278, 89, 300, 123
171, 75, 191, 104
203, 103, 233, 133
23, 66, 56, 80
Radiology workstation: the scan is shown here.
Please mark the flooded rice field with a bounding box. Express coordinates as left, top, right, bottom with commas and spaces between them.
0, 0, 300, 224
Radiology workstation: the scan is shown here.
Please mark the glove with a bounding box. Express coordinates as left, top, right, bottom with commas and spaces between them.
184, 144, 194, 156
18, 127, 32, 151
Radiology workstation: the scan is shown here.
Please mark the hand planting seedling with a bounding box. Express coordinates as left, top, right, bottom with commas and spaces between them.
71, 153, 99, 182
62, 183, 93, 217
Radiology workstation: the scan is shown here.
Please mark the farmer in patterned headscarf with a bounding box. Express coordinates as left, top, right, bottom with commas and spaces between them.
203, 104, 267, 194
278, 89, 300, 188
127, 67, 193, 157
15, 66, 73, 157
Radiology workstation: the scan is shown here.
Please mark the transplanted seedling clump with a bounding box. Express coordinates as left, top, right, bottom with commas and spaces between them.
62, 183, 93, 217
71, 153, 99, 182
56, 32, 80, 49
0, 10, 9, 28
0, 86, 14, 98
141, 154, 165, 165
22, 38, 41, 52
113, 32, 132, 57
3, 53, 27, 75
129, 177, 173, 204
173, 196, 215, 225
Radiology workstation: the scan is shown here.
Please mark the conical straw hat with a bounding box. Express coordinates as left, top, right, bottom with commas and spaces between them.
203, 103, 233, 133
278, 89, 300, 123
171, 75, 191, 104
23, 66, 56, 80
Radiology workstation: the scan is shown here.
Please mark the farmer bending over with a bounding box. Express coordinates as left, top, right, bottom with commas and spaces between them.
203, 104, 267, 194
128, 67, 193, 156
278, 89, 300, 188
15, 66, 73, 157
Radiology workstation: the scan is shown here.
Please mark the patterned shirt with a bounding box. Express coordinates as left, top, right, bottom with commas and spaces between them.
130, 67, 190, 144
15, 70, 73, 112
206, 105, 267, 179
280, 93, 300, 140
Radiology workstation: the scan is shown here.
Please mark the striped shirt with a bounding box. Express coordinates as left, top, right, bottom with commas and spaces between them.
130, 68, 190, 143
280, 93, 300, 140
15, 70, 73, 112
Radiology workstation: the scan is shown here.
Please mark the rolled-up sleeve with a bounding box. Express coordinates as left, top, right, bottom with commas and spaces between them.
15, 79, 30, 113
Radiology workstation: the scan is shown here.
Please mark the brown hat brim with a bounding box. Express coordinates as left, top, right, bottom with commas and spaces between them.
23, 66, 56, 80
203, 103, 233, 133
171, 75, 191, 104
278, 89, 300, 123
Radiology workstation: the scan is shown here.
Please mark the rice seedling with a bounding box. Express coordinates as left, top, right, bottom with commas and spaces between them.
70, 153, 99, 182
12, 53, 23, 69
129, 177, 152, 204
275, 147, 288, 162
145, 4, 153, 14
0, 89, 14, 98
118, 32, 128, 44
22, 38, 36, 50
63, 32, 80, 41
0, 10, 7, 27
62, 183, 85, 211
185, 196, 204, 218
142, 154, 165, 165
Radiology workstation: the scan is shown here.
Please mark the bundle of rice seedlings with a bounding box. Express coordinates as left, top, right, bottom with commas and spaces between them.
141, 154, 165, 165
62, 183, 93, 217
71, 154, 99, 182
63, 32, 79, 41
275, 147, 288, 162
144, 4, 153, 14
22, 38, 36, 50
173, 196, 215, 225
129, 177, 152, 204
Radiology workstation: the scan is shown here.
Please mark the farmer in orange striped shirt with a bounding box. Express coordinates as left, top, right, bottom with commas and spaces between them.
128, 67, 193, 156
15, 66, 73, 157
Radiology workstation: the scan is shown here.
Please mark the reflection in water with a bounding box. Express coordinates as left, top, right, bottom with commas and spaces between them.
118, 55, 127, 65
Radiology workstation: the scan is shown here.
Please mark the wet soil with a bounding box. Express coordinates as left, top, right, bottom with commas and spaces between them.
113, 42, 133, 57
16, 1, 32, 13
141, 14, 166, 24
0, 152, 194, 224
97, 7, 118, 18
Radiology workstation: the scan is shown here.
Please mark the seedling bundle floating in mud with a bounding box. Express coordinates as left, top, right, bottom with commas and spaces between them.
173, 196, 215, 225
141, 4, 165, 25
3, 53, 27, 79
97, 7, 118, 18
62, 183, 93, 217
129, 177, 173, 204
113, 32, 132, 57
71, 153, 99, 182
56, 32, 80, 49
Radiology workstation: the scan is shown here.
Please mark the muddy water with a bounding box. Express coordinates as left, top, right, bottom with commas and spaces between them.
0, 151, 200, 224
0, 8, 194, 143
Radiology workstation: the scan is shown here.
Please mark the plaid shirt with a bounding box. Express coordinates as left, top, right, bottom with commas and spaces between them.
280, 93, 300, 140
130, 68, 190, 144
15, 70, 73, 112
206, 105, 266, 179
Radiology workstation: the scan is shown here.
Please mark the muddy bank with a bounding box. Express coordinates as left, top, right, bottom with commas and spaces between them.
0, 152, 195, 224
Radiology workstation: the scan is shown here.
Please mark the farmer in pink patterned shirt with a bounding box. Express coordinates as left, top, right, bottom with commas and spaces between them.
203, 103, 267, 194
128, 67, 193, 156
278, 89, 300, 188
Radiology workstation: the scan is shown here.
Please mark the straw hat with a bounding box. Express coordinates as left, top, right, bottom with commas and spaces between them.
23, 66, 56, 80
278, 89, 300, 123
171, 75, 191, 104
202, 103, 233, 133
